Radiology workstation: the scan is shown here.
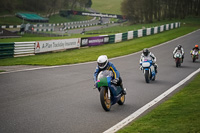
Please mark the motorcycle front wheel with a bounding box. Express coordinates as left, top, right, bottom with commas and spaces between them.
192, 55, 196, 62
100, 87, 111, 111
145, 70, 150, 83
176, 59, 180, 67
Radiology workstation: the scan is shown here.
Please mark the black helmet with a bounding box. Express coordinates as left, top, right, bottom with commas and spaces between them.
143, 48, 149, 56
177, 45, 182, 50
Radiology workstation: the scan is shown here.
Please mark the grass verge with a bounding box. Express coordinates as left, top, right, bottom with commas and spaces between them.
0, 25, 199, 66
91, 0, 123, 15
0, 14, 92, 25
0, 17, 200, 66
118, 73, 200, 133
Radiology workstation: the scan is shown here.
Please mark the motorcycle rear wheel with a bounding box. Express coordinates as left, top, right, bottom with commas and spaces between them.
118, 95, 125, 105
100, 87, 111, 111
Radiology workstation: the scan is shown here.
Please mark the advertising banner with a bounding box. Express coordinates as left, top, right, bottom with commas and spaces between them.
66, 10, 124, 19
81, 36, 109, 47
35, 38, 80, 53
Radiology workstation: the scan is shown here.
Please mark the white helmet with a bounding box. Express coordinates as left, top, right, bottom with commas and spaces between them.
97, 55, 108, 69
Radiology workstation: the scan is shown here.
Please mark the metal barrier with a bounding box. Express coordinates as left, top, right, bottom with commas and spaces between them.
0, 22, 180, 59
0, 42, 14, 59
14, 42, 35, 57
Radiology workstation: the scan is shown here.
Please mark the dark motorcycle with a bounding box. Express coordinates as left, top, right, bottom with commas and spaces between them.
96, 70, 125, 111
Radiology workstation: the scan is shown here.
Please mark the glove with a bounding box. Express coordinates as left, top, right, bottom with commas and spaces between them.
140, 66, 142, 70
94, 81, 98, 89
112, 78, 119, 85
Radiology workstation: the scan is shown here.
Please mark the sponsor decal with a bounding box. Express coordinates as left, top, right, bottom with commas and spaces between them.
36, 42, 40, 49
81, 38, 89, 46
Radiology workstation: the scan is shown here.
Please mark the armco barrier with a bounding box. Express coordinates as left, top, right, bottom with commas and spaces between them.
14, 42, 35, 57
115, 33, 122, 43
142, 29, 147, 37
0, 22, 180, 59
109, 35, 115, 44
128, 31, 133, 40
0, 42, 14, 59
134, 30, 138, 38
122, 33, 128, 41
106, 22, 180, 45
138, 29, 143, 37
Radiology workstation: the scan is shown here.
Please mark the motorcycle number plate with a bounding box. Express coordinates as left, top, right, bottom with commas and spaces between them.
142, 62, 150, 67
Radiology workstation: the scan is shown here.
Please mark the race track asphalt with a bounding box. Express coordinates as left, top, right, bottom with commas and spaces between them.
0, 30, 200, 133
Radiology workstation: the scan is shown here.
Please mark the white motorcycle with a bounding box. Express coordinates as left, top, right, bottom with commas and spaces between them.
141, 59, 156, 83
174, 51, 182, 67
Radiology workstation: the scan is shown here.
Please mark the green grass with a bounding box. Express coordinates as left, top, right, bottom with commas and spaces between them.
48, 14, 92, 23
0, 14, 92, 25
1, 17, 199, 43
0, 20, 199, 66
0, 17, 200, 66
86, 20, 176, 35
118, 73, 200, 133
0, 70, 6, 72
87, 17, 200, 34
91, 0, 123, 15
0, 33, 95, 43
0, 16, 24, 25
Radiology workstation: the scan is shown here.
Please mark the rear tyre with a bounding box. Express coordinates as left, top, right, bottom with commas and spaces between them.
145, 70, 150, 83
118, 95, 125, 105
100, 87, 111, 111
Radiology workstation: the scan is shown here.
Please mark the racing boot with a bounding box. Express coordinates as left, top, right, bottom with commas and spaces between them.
154, 64, 158, 73
120, 83, 126, 95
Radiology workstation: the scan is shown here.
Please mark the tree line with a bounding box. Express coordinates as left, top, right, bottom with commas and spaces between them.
0, 0, 92, 16
121, 0, 200, 24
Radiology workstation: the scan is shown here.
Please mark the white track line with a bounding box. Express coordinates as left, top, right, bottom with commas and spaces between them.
103, 68, 200, 133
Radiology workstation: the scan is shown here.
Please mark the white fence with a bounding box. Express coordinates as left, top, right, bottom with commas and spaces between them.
14, 42, 35, 57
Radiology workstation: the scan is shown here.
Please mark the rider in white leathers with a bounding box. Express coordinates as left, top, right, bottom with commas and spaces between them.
140, 48, 158, 73
173, 44, 184, 62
